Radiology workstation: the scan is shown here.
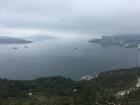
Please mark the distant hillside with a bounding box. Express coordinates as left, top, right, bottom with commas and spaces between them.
89, 35, 140, 49
97, 68, 140, 89
28, 35, 57, 41
0, 36, 32, 44
0, 68, 140, 105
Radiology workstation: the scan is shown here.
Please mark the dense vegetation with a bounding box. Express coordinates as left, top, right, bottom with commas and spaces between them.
0, 68, 140, 105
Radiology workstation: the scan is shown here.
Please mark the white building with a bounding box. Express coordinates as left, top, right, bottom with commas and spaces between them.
80, 75, 93, 81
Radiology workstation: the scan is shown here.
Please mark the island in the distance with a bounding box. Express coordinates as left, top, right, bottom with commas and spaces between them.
0, 36, 32, 44
89, 34, 140, 49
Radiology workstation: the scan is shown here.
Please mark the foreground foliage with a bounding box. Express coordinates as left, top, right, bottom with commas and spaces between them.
0, 68, 140, 105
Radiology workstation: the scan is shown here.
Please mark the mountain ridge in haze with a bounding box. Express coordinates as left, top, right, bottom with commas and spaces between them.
0, 36, 32, 44
27, 35, 57, 41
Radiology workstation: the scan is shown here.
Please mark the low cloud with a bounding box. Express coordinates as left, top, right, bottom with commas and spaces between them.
0, 0, 140, 37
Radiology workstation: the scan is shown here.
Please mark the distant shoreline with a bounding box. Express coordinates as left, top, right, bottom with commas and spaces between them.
89, 35, 140, 49
0, 67, 139, 81
0, 36, 33, 44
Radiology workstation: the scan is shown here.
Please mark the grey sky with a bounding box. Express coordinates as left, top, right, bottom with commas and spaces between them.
0, 0, 140, 37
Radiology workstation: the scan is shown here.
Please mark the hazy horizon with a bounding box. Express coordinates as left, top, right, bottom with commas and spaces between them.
0, 0, 140, 38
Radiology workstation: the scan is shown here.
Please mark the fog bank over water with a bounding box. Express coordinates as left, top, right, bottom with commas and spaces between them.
0, 27, 100, 39
0, 0, 140, 38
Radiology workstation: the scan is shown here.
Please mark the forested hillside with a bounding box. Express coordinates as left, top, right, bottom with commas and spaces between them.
0, 68, 140, 105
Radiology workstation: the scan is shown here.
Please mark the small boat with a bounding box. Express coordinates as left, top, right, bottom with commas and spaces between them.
24, 46, 29, 48
74, 48, 78, 50
13, 46, 18, 49
86, 49, 91, 52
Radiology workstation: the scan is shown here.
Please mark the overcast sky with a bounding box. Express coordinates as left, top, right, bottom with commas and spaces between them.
0, 0, 140, 38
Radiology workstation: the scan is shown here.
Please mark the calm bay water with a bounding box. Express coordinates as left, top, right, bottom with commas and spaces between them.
0, 37, 139, 80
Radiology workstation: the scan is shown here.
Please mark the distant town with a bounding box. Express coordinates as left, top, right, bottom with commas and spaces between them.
89, 34, 140, 49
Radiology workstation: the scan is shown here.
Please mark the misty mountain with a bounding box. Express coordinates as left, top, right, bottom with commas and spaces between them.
0, 36, 32, 44
27, 35, 57, 41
